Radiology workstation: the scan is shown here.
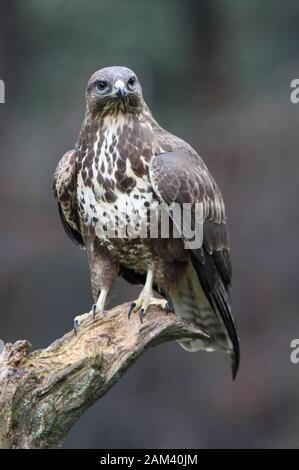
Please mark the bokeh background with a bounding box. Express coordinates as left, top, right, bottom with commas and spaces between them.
0, 0, 299, 449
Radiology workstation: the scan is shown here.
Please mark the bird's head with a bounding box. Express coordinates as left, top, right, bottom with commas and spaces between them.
86, 66, 143, 115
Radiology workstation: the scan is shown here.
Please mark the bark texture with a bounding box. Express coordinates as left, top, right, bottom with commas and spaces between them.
0, 303, 208, 449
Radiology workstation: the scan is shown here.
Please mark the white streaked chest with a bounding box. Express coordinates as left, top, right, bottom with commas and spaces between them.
77, 115, 157, 234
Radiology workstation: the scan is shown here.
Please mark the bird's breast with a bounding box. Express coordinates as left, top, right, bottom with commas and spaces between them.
77, 116, 159, 246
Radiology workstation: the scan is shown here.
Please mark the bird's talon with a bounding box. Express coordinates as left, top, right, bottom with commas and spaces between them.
128, 295, 168, 321
139, 309, 144, 323
128, 302, 136, 319
92, 304, 97, 321
165, 301, 174, 315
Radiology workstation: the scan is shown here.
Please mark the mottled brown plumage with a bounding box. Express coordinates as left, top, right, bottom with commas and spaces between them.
53, 66, 239, 378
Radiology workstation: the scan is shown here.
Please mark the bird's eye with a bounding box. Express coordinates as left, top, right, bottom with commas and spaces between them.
96, 80, 108, 92
127, 76, 136, 89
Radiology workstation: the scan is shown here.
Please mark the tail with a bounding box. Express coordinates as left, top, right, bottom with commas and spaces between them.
167, 261, 239, 379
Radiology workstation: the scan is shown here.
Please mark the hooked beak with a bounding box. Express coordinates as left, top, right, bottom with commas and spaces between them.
114, 79, 127, 100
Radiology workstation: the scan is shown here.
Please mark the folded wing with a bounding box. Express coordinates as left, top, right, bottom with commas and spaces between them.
53, 150, 83, 246
149, 148, 239, 378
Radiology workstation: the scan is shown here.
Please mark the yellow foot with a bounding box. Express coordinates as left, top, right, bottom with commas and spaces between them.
73, 312, 90, 335
73, 304, 104, 335
128, 295, 172, 323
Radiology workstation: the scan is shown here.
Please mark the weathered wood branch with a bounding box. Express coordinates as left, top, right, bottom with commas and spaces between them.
0, 302, 208, 449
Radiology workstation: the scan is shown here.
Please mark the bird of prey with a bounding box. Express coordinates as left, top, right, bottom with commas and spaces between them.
53, 66, 239, 378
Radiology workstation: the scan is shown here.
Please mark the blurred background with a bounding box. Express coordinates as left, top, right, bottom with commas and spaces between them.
0, 0, 299, 449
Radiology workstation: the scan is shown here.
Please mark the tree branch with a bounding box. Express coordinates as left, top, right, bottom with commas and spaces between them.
0, 302, 208, 449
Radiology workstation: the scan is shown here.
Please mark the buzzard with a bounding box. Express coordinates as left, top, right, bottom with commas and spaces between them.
53, 66, 239, 378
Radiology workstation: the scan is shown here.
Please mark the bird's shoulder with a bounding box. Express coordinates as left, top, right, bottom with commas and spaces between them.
150, 126, 224, 214
53, 149, 83, 246
53, 149, 78, 200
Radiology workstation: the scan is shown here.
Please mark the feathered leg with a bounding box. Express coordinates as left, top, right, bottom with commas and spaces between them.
74, 239, 119, 334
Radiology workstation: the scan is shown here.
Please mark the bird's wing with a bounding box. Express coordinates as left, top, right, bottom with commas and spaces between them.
149, 148, 239, 378
53, 150, 83, 246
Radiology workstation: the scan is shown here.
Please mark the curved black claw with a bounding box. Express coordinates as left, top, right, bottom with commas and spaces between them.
92, 304, 97, 322
139, 308, 145, 323
73, 319, 79, 336
128, 302, 136, 319
165, 301, 174, 315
